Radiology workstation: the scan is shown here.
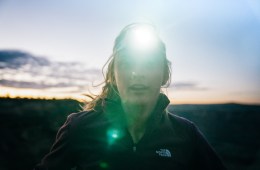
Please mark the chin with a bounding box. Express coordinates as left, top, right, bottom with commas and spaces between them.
126, 96, 151, 105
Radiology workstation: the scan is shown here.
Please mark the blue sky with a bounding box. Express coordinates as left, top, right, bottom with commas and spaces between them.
0, 0, 259, 104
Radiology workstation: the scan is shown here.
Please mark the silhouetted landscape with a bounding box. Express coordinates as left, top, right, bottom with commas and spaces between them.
0, 97, 259, 170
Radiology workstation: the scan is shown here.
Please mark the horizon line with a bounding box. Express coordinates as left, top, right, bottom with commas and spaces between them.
1, 95, 259, 106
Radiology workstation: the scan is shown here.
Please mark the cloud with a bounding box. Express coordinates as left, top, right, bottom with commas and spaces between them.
0, 50, 209, 93
0, 50, 50, 68
169, 82, 208, 91
0, 50, 103, 92
0, 79, 76, 89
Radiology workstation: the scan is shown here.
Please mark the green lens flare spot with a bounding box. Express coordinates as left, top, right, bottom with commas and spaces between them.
111, 133, 118, 138
99, 161, 109, 169
107, 128, 122, 145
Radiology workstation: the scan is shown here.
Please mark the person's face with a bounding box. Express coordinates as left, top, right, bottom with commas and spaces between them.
114, 52, 165, 105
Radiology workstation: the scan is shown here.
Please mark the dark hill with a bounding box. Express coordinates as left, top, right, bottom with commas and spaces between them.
0, 98, 82, 170
168, 104, 260, 170
1, 98, 260, 170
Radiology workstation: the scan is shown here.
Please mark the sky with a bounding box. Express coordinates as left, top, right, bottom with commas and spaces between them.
0, 0, 260, 104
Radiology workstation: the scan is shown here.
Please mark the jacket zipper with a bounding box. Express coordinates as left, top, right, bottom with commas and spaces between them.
133, 144, 137, 152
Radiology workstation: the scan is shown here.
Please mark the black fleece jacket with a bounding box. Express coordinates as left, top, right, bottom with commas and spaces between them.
35, 94, 226, 170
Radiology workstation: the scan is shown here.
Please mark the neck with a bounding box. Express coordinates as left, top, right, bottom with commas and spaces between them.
121, 98, 159, 143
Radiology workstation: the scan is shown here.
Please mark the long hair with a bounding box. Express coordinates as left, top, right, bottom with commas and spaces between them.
83, 23, 171, 111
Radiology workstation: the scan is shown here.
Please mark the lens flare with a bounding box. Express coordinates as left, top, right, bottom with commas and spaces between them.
99, 161, 109, 169
107, 128, 122, 145
128, 26, 158, 51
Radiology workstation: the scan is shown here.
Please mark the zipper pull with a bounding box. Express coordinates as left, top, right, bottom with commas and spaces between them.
133, 145, 137, 152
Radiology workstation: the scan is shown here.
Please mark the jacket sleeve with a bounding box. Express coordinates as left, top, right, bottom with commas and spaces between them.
34, 113, 77, 170
191, 123, 227, 170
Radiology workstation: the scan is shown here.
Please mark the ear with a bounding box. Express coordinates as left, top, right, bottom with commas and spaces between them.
162, 66, 169, 86
162, 75, 168, 86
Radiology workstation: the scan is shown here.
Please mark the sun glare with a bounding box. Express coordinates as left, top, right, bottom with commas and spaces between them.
128, 26, 158, 51
117, 24, 160, 56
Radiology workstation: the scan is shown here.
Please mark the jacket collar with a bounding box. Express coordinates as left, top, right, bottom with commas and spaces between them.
103, 93, 170, 128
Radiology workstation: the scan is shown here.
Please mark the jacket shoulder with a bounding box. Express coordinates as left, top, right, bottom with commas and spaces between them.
166, 110, 227, 169
66, 109, 103, 129
166, 110, 196, 129
164, 109, 200, 141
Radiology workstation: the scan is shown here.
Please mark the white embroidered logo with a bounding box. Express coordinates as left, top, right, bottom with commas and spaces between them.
156, 149, 172, 157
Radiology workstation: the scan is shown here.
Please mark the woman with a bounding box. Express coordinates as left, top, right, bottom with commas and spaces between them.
35, 23, 226, 170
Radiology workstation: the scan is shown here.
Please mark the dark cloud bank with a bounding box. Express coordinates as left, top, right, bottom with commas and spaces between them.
0, 50, 206, 91
0, 50, 102, 90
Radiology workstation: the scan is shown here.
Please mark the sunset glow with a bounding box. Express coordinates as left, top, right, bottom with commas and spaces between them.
0, 86, 96, 102
0, 0, 259, 104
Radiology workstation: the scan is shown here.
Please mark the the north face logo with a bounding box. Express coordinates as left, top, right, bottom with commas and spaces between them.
156, 149, 172, 157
